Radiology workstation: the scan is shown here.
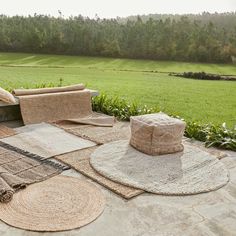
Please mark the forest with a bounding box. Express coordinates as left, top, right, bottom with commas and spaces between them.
0, 12, 236, 63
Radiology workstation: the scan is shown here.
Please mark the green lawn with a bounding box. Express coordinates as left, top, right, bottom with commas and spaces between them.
0, 52, 236, 127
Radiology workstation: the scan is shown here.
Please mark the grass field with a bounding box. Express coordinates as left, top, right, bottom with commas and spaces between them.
0, 52, 235, 127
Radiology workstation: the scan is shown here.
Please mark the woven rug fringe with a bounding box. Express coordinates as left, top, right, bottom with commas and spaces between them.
0, 141, 69, 171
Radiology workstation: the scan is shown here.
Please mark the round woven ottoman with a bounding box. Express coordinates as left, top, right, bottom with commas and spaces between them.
130, 112, 186, 155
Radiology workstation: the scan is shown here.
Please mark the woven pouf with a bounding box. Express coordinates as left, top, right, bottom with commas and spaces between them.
0, 175, 105, 232
130, 112, 186, 155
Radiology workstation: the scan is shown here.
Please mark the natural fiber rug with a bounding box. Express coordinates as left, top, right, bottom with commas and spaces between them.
183, 140, 227, 160
55, 147, 144, 199
18, 90, 92, 124
90, 140, 229, 195
0, 141, 68, 203
17, 88, 114, 126
58, 121, 131, 144
0, 175, 105, 232
1, 123, 96, 159
0, 125, 16, 139
13, 83, 85, 96
56, 112, 115, 127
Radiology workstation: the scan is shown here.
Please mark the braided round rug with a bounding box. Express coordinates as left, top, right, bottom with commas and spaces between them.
0, 175, 105, 232
90, 140, 229, 195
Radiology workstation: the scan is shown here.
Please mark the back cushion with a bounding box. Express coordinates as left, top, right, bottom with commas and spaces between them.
0, 87, 16, 104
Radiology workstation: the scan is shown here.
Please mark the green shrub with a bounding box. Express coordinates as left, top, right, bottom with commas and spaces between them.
92, 94, 157, 121
92, 94, 236, 151
170, 71, 236, 81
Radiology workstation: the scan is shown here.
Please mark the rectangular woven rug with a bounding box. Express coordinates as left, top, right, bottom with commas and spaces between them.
1, 123, 96, 159
13, 84, 85, 96
16, 89, 114, 126
56, 121, 131, 144
56, 112, 115, 127
55, 146, 144, 199
0, 141, 68, 203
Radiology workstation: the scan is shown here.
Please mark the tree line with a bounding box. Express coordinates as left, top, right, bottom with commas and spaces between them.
0, 13, 236, 63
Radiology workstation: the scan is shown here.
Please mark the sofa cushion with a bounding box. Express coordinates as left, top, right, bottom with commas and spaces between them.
0, 87, 16, 104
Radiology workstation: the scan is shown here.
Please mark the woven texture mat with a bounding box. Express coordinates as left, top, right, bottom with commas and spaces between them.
56, 112, 115, 127
1, 123, 96, 159
0, 125, 16, 139
0, 141, 67, 203
58, 121, 131, 144
17, 89, 114, 126
13, 83, 85, 96
90, 140, 229, 195
0, 175, 105, 232
55, 147, 144, 199
183, 140, 227, 160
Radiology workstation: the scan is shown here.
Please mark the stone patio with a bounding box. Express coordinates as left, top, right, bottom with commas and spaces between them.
0, 122, 235, 236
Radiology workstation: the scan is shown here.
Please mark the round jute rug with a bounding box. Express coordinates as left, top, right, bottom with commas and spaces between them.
90, 140, 229, 195
0, 175, 105, 232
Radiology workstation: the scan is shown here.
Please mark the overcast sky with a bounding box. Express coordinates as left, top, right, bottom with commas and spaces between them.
1, 0, 235, 18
